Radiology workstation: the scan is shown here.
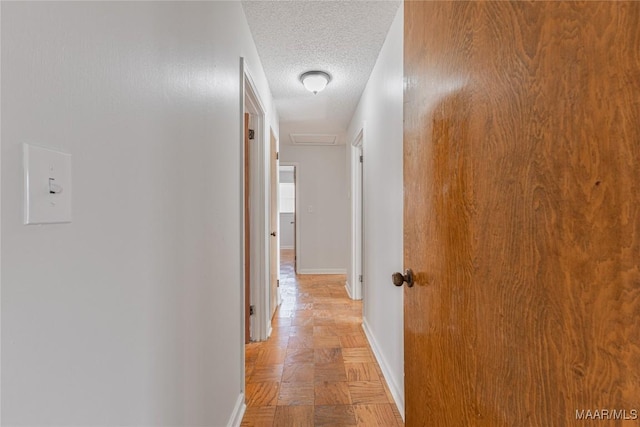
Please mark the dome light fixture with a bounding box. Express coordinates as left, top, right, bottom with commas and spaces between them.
300, 71, 332, 94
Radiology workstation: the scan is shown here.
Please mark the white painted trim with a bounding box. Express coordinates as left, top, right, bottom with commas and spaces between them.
297, 268, 347, 275
0, 2, 3, 412
352, 127, 363, 148
226, 392, 246, 427
362, 317, 405, 421
349, 125, 364, 300
269, 127, 281, 319
344, 281, 353, 299
238, 57, 247, 406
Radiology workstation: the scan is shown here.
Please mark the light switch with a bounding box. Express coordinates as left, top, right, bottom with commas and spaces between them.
23, 144, 72, 224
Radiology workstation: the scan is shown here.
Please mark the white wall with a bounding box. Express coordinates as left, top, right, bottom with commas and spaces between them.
346, 4, 404, 417
279, 213, 295, 249
1, 2, 277, 425
279, 169, 294, 184
279, 140, 347, 274
279, 168, 295, 249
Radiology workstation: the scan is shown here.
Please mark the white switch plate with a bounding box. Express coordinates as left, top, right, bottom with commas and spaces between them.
23, 144, 72, 224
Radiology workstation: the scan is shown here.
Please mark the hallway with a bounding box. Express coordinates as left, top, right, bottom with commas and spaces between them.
241, 250, 404, 426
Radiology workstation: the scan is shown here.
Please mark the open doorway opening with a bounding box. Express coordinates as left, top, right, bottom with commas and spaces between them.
278, 164, 297, 276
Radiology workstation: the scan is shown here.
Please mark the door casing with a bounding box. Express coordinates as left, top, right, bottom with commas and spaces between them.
349, 126, 364, 300
241, 58, 270, 344
268, 128, 280, 319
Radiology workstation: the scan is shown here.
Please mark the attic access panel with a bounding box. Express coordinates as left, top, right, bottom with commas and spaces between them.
289, 133, 338, 146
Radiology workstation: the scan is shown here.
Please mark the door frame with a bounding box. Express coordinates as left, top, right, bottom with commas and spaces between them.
240, 58, 269, 345
243, 111, 251, 344
268, 127, 281, 321
279, 162, 300, 274
349, 126, 364, 300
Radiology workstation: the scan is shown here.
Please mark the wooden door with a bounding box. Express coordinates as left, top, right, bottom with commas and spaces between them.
244, 112, 251, 344
403, 2, 640, 425
269, 130, 279, 318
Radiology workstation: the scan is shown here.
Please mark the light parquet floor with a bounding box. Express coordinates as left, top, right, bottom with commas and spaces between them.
242, 249, 404, 426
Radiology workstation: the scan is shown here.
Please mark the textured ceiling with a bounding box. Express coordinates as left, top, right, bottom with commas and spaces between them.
242, 1, 400, 141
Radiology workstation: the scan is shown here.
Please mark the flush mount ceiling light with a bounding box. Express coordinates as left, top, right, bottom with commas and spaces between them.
300, 71, 332, 94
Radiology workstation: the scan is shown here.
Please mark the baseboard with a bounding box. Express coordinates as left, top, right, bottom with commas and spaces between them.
227, 392, 246, 427
280, 245, 294, 249
362, 317, 405, 421
345, 281, 353, 299
297, 268, 347, 275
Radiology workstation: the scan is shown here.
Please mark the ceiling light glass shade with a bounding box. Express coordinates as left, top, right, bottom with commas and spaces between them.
300, 71, 331, 94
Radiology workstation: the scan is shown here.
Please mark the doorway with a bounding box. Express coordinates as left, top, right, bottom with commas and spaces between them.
278, 163, 298, 276
241, 58, 268, 345
268, 128, 280, 321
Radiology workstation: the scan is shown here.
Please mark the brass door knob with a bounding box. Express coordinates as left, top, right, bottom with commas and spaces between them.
392, 269, 414, 287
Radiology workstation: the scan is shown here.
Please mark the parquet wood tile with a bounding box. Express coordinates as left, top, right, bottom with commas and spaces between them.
353, 404, 400, 426
288, 335, 314, 349
277, 310, 295, 319
314, 362, 347, 383
392, 405, 404, 425
342, 347, 374, 363
284, 348, 315, 364
263, 336, 289, 348
312, 316, 335, 326
255, 347, 287, 365
240, 406, 276, 427
337, 324, 365, 333
289, 325, 314, 336
314, 405, 357, 426
245, 363, 256, 379
271, 318, 292, 327
291, 317, 315, 327
348, 380, 389, 404
313, 325, 340, 336
313, 335, 342, 348
314, 381, 352, 405
271, 326, 291, 336
294, 309, 314, 318
282, 362, 314, 383
277, 382, 315, 406
273, 405, 314, 426
314, 348, 342, 364
339, 334, 369, 348
246, 381, 279, 407
248, 364, 283, 383
242, 249, 403, 426
345, 363, 380, 381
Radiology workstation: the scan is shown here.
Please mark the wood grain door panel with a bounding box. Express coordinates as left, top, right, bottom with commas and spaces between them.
404, 2, 640, 425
